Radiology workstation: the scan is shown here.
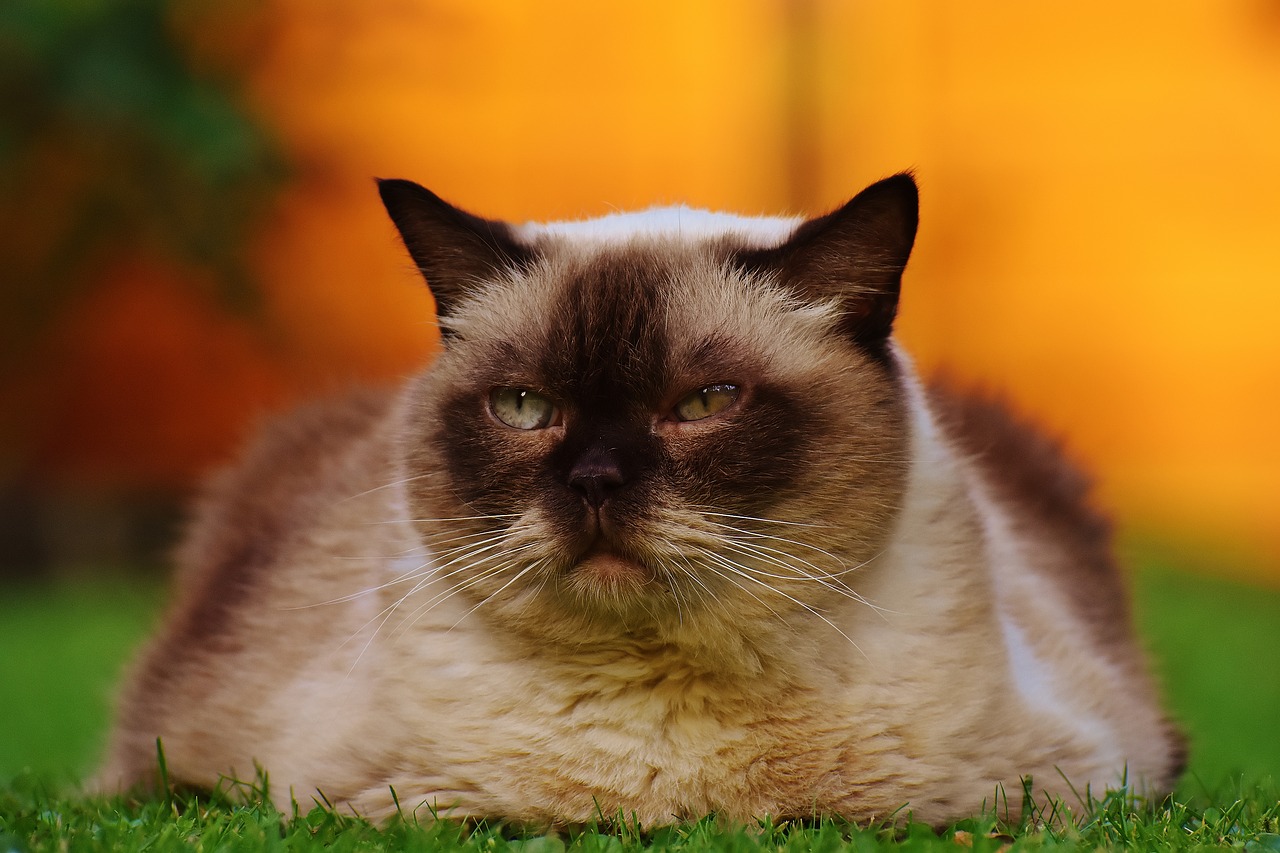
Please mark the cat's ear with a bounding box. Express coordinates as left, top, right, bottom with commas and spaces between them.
377, 179, 535, 324
737, 173, 918, 353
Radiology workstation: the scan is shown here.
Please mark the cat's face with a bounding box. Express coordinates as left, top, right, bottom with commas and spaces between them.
383, 178, 917, 640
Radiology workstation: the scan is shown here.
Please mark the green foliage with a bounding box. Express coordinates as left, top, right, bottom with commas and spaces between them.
0, 0, 285, 357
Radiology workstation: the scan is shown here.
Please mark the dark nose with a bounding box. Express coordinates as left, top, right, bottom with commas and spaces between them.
568, 447, 626, 508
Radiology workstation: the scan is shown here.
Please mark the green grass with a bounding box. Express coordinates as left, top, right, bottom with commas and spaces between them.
2, 551, 1278, 851
0, 577, 162, 779
1131, 557, 1280, 791
1, 773, 1277, 852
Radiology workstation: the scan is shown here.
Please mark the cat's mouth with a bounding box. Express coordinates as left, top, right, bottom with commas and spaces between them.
568, 544, 654, 596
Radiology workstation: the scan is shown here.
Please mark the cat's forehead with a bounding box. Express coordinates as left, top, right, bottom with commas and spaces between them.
441, 234, 842, 402
513, 205, 802, 249
442, 206, 815, 354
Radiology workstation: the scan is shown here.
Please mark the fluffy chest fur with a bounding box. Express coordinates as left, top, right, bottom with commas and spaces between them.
381, 636, 839, 822
97, 174, 1184, 828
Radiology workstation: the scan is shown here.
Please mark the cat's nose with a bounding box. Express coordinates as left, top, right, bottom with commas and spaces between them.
568, 448, 626, 508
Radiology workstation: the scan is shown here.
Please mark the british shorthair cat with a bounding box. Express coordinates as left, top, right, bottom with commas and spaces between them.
97, 173, 1183, 826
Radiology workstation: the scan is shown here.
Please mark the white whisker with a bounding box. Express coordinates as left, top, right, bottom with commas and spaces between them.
693, 545, 866, 658
693, 548, 797, 629
693, 508, 832, 529
365, 512, 521, 526
701, 518, 850, 566
335, 472, 437, 504
444, 558, 549, 633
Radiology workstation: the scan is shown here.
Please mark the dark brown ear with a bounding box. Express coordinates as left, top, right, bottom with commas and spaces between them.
736, 173, 918, 358
376, 179, 534, 325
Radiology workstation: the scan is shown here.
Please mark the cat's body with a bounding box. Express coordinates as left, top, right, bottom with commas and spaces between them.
99, 175, 1183, 826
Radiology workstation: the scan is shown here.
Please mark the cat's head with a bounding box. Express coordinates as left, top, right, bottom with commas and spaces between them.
379, 176, 917, 648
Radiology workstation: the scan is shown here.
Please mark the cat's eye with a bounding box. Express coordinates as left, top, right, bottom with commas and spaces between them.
490, 388, 559, 430
672, 384, 740, 422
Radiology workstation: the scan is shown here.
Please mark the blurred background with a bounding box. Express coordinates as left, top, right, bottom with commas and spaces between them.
1, 0, 1278, 788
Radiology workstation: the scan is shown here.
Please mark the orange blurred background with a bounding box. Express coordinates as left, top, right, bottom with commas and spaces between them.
3, 1, 1279, 583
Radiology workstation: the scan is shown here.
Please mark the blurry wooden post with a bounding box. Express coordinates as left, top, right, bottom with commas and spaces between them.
783, 0, 821, 213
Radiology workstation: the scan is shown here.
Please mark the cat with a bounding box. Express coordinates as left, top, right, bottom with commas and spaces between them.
96, 173, 1184, 827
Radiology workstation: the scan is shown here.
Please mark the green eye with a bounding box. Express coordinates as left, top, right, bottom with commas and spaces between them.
490, 388, 559, 430
673, 384, 740, 422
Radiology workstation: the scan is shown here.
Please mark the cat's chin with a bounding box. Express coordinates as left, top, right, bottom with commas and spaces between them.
566, 550, 654, 603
